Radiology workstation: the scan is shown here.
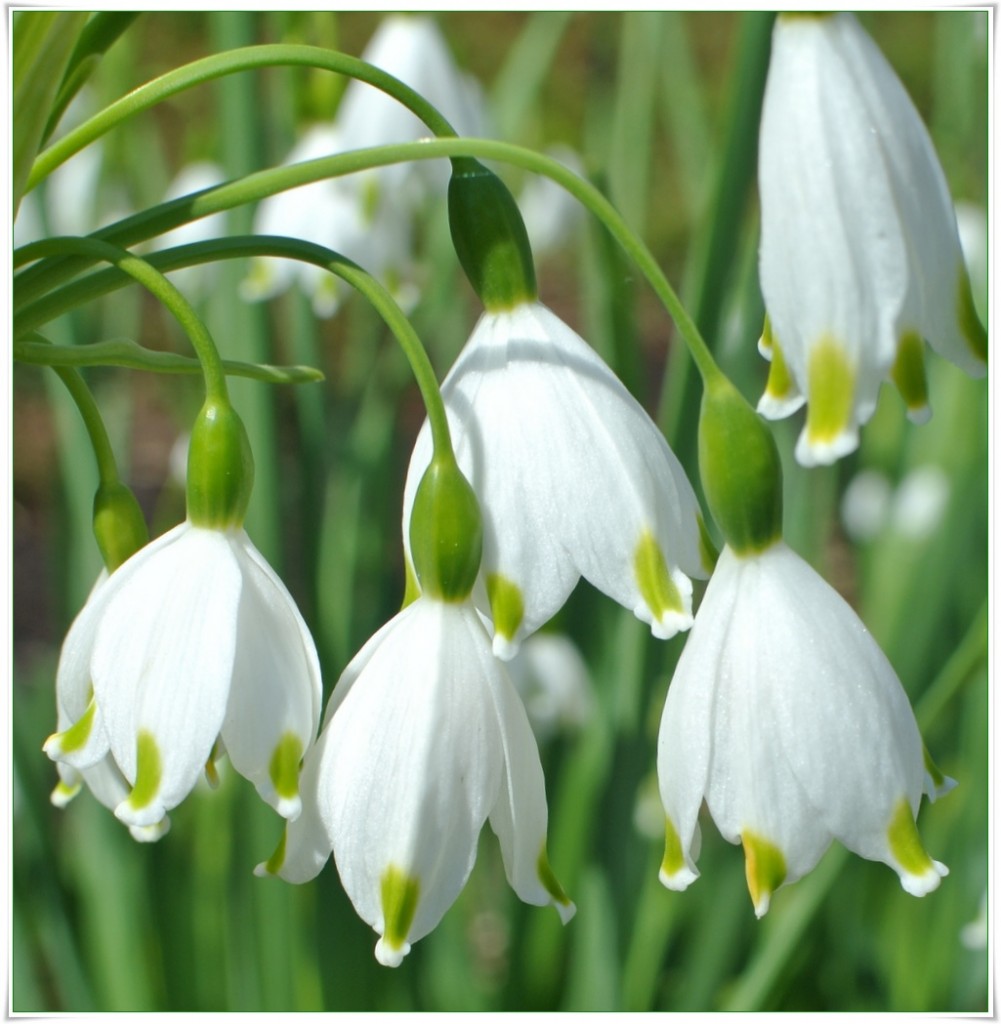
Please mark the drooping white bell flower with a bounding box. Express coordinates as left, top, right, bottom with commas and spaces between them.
657, 541, 950, 916
44, 521, 322, 834
402, 301, 708, 660
257, 594, 574, 967
756, 12, 987, 467
242, 14, 486, 317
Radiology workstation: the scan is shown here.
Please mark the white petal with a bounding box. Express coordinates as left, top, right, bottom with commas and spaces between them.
485, 661, 575, 923
319, 600, 503, 961
255, 724, 334, 884
221, 532, 323, 820
44, 572, 112, 770
92, 524, 241, 826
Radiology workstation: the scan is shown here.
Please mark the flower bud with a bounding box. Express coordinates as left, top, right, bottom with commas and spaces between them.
448, 158, 537, 312
186, 399, 255, 529
92, 481, 149, 572
408, 454, 483, 602
699, 378, 783, 554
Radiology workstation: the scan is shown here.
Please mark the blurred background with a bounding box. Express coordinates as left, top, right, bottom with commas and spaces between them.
11, 10, 989, 1012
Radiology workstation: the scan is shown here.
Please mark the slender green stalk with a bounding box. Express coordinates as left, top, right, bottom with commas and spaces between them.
17, 234, 453, 461
16, 235, 228, 400
14, 337, 323, 385
25, 43, 458, 195
14, 138, 722, 388
27, 334, 121, 489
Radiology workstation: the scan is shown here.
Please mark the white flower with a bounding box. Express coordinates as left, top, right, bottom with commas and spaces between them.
403, 300, 707, 660
657, 541, 949, 916
44, 521, 322, 833
517, 146, 585, 258
257, 594, 574, 967
148, 161, 229, 300
756, 13, 986, 467
505, 632, 594, 741
242, 14, 486, 317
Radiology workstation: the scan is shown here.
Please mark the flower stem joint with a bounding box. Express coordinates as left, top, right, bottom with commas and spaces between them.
699, 378, 783, 554
408, 455, 483, 602
186, 398, 255, 529
448, 158, 537, 312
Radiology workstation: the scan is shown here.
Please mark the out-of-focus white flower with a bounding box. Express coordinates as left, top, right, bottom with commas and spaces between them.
518, 146, 585, 257
841, 468, 894, 543
841, 463, 951, 544
960, 890, 988, 951
658, 541, 949, 916
258, 594, 574, 967
505, 632, 594, 741
44, 521, 322, 834
15, 91, 105, 246
402, 300, 708, 660
242, 14, 486, 317
148, 161, 229, 300
756, 13, 986, 467
891, 464, 950, 540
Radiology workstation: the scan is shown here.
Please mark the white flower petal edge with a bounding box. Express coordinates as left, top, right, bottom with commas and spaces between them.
403, 301, 706, 660
222, 533, 323, 821
44, 571, 113, 771
658, 542, 948, 915
263, 597, 572, 967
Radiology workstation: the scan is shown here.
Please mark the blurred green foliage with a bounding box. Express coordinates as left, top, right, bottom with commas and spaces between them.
12, 10, 989, 1013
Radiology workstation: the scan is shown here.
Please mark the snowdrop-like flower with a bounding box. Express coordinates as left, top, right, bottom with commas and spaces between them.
403, 301, 708, 659
242, 14, 486, 316
657, 541, 950, 916
259, 593, 574, 967
44, 520, 322, 833
757, 13, 987, 466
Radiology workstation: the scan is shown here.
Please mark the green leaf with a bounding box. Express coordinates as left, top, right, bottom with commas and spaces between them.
12, 11, 89, 215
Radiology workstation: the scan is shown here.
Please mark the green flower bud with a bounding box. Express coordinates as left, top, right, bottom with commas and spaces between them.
92, 481, 149, 572
409, 455, 483, 602
186, 399, 255, 529
699, 378, 783, 554
448, 158, 538, 312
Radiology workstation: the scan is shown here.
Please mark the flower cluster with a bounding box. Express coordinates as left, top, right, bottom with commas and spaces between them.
34, 10, 972, 978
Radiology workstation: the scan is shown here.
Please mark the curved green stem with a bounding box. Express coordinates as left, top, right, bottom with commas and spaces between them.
27, 332, 121, 488
25, 43, 457, 195
15, 138, 722, 388
18, 234, 453, 459
16, 235, 228, 401
14, 337, 323, 385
